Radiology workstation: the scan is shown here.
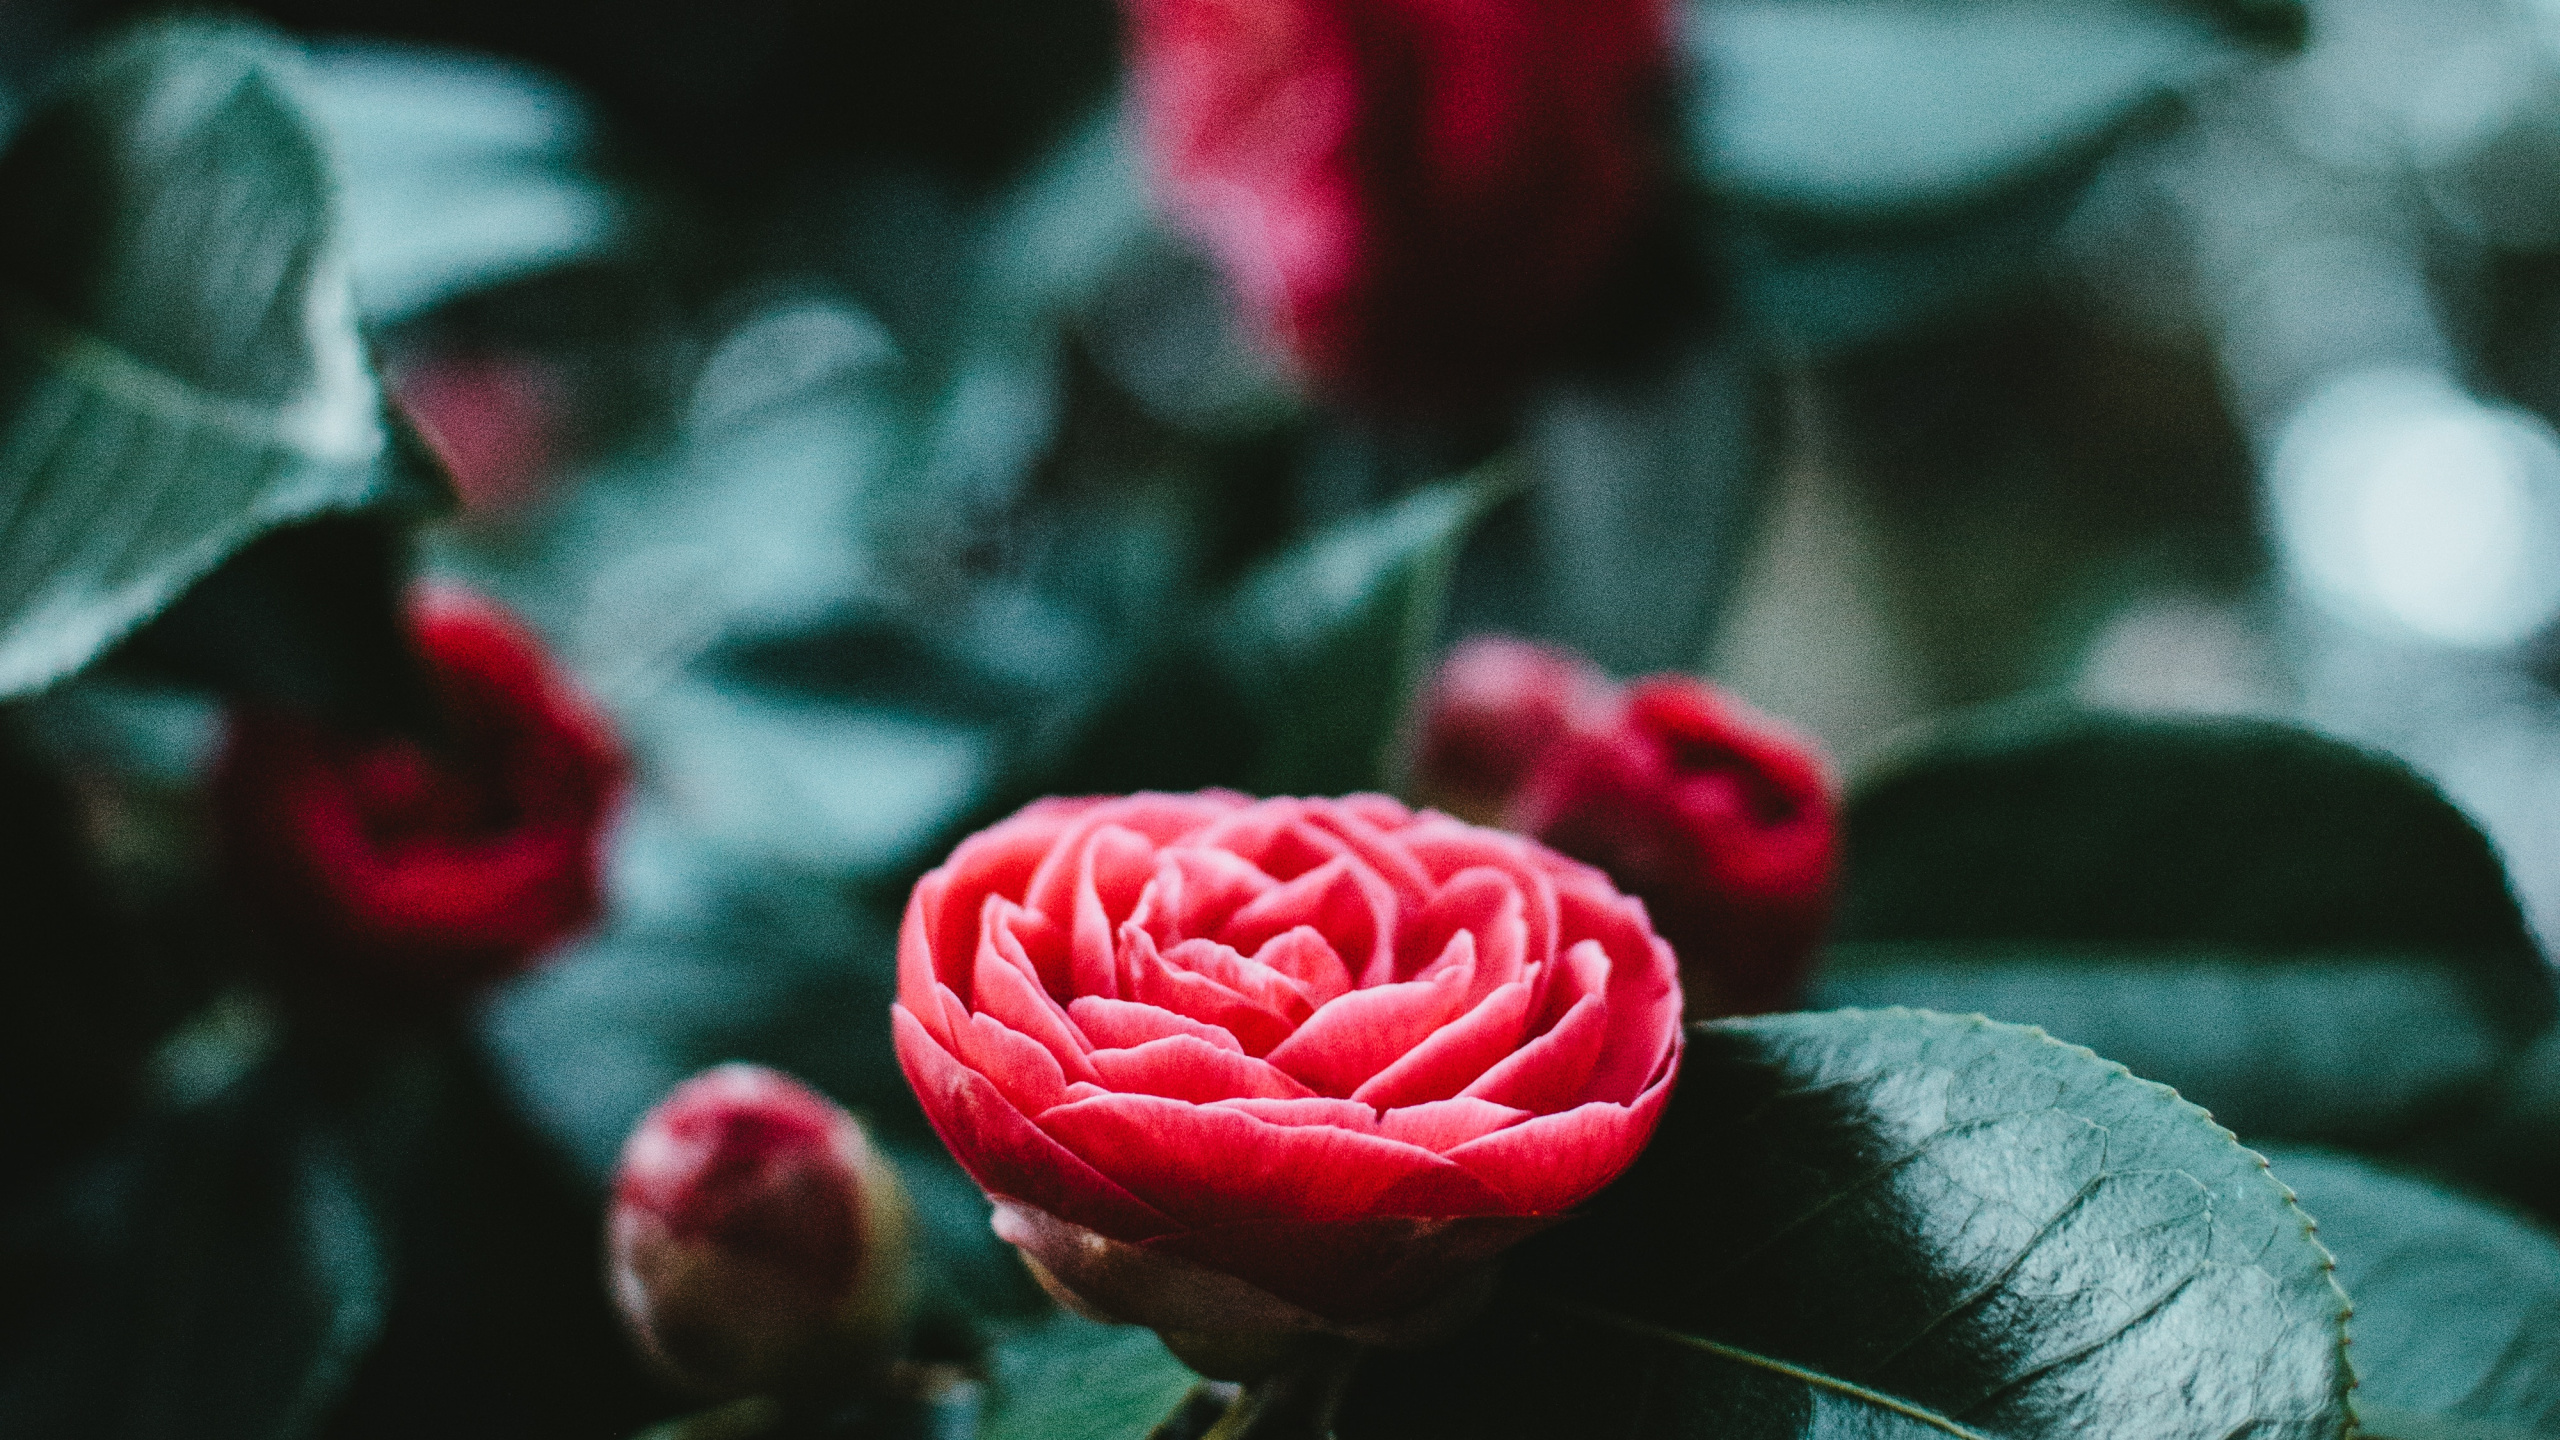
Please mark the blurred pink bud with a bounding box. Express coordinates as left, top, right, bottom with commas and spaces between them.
1410, 636, 1616, 826
1512, 676, 1838, 1017
394, 353, 570, 514
610, 1065, 911, 1397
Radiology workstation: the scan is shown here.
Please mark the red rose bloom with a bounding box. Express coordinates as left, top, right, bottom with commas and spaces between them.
893, 792, 1680, 1331
611, 1065, 911, 1396
216, 587, 625, 996
1409, 636, 1613, 826
1126, 0, 1672, 408
1510, 677, 1834, 1016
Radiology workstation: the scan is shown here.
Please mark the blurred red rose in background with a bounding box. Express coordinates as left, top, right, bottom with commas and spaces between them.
611, 1064, 912, 1397
893, 792, 1679, 1333
216, 587, 626, 998
1409, 635, 1613, 825
1412, 641, 1837, 1016
1512, 675, 1835, 1016
1125, 0, 1672, 408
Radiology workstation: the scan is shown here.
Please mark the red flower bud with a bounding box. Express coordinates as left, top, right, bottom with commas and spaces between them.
1126, 0, 1673, 409
1510, 677, 1836, 1016
610, 1065, 913, 1398
1409, 637, 1615, 826
215, 587, 626, 998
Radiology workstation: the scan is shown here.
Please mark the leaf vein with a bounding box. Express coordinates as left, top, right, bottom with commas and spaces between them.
1552, 1301, 1997, 1440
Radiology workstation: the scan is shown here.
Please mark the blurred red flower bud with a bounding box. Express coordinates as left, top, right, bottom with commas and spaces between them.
611, 1065, 913, 1398
215, 587, 626, 998
1409, 636, 1615, 826
394, 353, 571, 516
1126, 0, 1673, 409
1510, 676, 1837, 1016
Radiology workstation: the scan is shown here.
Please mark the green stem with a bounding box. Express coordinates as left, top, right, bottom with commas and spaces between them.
1195, 1338, 1362, 1440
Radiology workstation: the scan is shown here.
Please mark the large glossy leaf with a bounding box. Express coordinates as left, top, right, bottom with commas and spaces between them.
1339, 1009, 2351, 1438
977, 1313, 1198, 1440
2263, 1149, 2560, 1440
1816, 708, 2553, 1145
1214, 466, 1516, 796
0, 19, 441, 698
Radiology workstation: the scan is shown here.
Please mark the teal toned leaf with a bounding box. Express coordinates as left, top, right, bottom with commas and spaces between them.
1214, 465, 1517, 796
0, 1053, 392, 1440
2262, 1148, 2560, 1439
1340, 1009, 2351, 1438
977, 1312, 1199, 1440
1817, 707, 2552, 1145
299, 41, 628, 322
1691, 0, 2295, 222
0, 19, 440, 698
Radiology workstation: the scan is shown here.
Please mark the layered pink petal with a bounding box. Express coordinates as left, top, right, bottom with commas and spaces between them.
1249, 925, 1354, 1007
1072, 825, 1161, 1000
892, 1004, 1176, 1241
1222, 855, 1397, 982
1129, 845, 1277, 946
1036, 1091, 1500, 1225
1119, 927, 1296, 1055
1561, 891, 1684, 1106
1378, 1097, 1531, 1152
951, 1009, 1073, 1115
1067, 995, 1243, 1053
1266, 960, 1472, 1097
1461, 987, 1606, 1112
1402, 819, 1561, 980
921, 800, 1092, 982
973, 930, 1097, 1081
1444, 1078, 1672, 1213
1088, 1035, 1317, 1103
1349, 977, 1533, 1108
1212, 1096, 1382, 1130
899, 890, 958, 1049
1395, 866, 1528, 992
1162, 936, 1317, 1023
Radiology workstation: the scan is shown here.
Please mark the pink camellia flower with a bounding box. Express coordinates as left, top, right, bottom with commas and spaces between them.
216, 588, 626, 998
1511, 677, 1836, 1016
892, 792, 1680, 1338
1125, 0, 1672, 408
611, 1065, 912, 1397
1409, 637, 1614, 827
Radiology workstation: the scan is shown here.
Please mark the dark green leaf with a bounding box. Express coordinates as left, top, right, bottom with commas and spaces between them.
0, 1052, 394, 1440
1213, 465, 1517, 795
1818, 707, 2553, 1145
1465, 329, 1776, 675
0, 19, 437, 697
109, 511, 436, 735
1341, 1009, 2350, 1438
977, 1312, 1198, 1440
2260, 1148, 2560, 1440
